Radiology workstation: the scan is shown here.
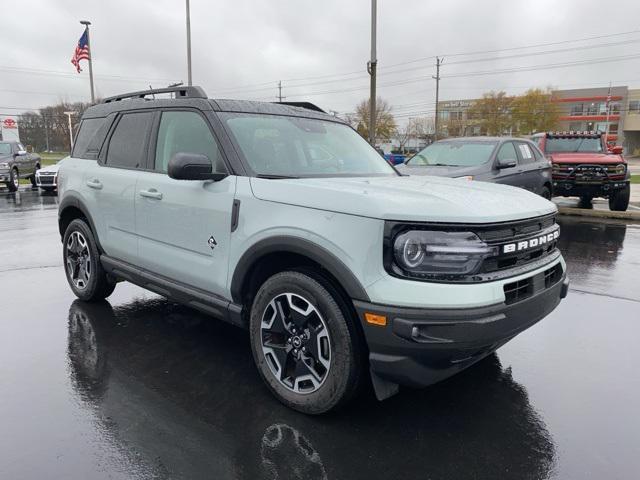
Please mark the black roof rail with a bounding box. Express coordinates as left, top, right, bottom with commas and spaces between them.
274, 101, 325, 113
102, 86, 208, 103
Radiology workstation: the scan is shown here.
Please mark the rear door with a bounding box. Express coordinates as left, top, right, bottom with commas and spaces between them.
83, 111, 154, 264
135, 109, 236, 297
492, 141, 522, 188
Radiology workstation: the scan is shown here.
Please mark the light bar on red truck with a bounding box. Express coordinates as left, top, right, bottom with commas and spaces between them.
546, 130, 602, 138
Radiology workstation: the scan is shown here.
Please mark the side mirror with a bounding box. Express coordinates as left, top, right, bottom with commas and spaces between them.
167, 153, 227, 181
16, 150, 27, 156
610, 145, 623, 155
496, 157, 517, 169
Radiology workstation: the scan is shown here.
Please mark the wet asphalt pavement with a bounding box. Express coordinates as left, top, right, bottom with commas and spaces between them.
1, 188, 639, 480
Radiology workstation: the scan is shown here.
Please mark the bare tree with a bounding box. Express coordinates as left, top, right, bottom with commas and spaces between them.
350, 97, 397, 142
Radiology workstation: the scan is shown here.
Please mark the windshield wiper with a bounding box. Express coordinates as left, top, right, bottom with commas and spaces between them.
256, 174, 300, 179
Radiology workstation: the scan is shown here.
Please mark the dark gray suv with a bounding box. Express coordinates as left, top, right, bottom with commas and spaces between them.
397, 137, 552, 199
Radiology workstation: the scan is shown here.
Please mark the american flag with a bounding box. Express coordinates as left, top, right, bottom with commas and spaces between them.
71, 30, 90, 73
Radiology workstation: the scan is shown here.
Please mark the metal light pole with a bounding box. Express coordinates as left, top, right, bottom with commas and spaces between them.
80, 20, 95, 103
186, 0, 192, 86
64, 111, 76, 151
433, 57, 442, 140
367, 0, 377, 145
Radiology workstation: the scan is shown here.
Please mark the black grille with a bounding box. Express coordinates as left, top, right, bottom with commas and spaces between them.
503, 263, 564, 305
544, 263, 563, 288
504, 278, 533, 305
38, 173, 56, 185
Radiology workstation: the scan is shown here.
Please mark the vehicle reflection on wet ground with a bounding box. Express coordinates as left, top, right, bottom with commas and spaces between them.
1, 190, 639, 479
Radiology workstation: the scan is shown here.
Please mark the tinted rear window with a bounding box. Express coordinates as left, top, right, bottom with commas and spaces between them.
106, 112, 154, 169
72, 118, 105, 159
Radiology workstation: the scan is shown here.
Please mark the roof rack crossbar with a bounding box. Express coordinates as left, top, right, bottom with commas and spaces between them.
102, 86, 207, 103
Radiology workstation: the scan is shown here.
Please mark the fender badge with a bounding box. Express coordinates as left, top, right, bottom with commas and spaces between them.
208, 236, 217, 249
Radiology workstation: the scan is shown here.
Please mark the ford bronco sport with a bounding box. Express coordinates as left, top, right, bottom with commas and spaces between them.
532, 131, 630, 211
58, 86, 568, 414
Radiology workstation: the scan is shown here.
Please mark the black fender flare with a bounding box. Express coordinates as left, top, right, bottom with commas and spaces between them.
230, 236, 371, 304
58, 193, 103, 252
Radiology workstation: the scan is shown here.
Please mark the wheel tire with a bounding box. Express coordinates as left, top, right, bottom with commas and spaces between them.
609, 184, 630, 212
540, 185, 551, 200
30, 165, 40, 187
249, 271, 363, 414
63, 219, 116, 301
7, 168, 19, 192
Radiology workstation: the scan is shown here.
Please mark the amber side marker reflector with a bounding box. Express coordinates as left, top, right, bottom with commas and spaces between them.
365, 312, 387, 326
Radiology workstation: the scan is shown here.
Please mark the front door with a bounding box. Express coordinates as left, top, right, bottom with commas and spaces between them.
492, 141, 523, 188
514, 142, 541, 194
135, 110, 235, 297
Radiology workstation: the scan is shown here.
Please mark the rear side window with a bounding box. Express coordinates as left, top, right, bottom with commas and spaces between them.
516, 143, 535, 164
72, 118, 104, 159
106, 112, 154, 169
154, 111, 224, 173
496, 142, 518, 162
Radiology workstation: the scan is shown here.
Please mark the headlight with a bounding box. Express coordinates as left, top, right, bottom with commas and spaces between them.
392, 230, 497, 277
615, 164, 626, 175
0, 162, 9, 169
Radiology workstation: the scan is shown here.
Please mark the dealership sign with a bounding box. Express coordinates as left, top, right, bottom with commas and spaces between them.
0, 116, 20, 142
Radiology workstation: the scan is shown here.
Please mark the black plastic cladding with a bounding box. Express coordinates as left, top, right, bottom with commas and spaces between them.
383, 213, 559, 284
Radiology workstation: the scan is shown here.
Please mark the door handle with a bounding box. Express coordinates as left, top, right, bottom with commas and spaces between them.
139, 188, 163, 200
86, 179, 103, 190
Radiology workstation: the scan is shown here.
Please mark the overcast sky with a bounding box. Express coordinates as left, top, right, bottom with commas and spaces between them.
2, 0, 640, 124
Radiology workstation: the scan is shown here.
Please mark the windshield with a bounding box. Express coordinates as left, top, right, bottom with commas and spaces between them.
545, 137, 603, 153
0, 143, 11, 155
408, 141, 497, 167
221, 113, 396, 178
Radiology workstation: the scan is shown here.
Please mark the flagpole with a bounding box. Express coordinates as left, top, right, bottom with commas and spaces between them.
80, 20, 95, 103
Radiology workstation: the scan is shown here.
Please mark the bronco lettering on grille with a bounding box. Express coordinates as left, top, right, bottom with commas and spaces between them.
503, 230, 559, 254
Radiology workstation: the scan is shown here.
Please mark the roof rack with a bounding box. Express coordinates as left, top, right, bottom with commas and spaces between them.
102, 86, 208, 103
274, 101, 326, 113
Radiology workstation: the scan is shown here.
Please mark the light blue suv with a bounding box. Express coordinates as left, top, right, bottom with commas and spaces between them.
58, 86, 568, 414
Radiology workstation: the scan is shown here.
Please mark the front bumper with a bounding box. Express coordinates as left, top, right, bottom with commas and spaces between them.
0, 171, 10, 182
354, 267, 569, 391
553, 178, 628, 198
36, 173, 57, 188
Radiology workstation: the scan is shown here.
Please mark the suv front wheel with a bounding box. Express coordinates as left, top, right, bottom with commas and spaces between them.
249, 271, 363, 414
609, 184, 630, 212
63, 219, 116, 301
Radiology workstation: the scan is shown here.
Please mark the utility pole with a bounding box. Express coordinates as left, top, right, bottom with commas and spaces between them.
433, 57, 443, 140
277, 81, 286, 102
43, 116, 50, 152
604, 81, 612, 144
367, 0, 377, 146
80, 20, 95, 103
186, 0, 192, 86
64, 111, 76, 151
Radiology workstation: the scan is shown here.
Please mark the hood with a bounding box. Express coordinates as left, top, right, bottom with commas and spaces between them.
0, 154, 12, 163
396, 163, 480, 178
549, 152, 624, 165
38, 163, 60, 173
250, 175, 556, 224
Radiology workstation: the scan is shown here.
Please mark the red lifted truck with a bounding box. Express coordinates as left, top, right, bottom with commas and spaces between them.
532, 131, 630, 211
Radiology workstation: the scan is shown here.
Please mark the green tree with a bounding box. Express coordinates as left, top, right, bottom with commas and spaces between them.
466, 91, 513, 136
511, 88, 559, 135
349, 97, 397, 142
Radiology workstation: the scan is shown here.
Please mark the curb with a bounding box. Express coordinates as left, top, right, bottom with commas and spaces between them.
557, 206, 640, 221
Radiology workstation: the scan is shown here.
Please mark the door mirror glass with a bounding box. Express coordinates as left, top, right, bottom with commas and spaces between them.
496, 157, 517, 169
168, 152, 227, 181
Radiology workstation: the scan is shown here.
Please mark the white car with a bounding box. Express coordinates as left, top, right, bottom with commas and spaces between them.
35, 162, 60, 192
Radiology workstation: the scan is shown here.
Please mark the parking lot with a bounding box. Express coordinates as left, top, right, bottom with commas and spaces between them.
1, 188, 639, 480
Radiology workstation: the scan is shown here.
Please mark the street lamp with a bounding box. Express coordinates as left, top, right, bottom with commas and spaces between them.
64, 111, 76, 151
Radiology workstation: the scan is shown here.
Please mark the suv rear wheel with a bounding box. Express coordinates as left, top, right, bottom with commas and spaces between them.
249, 271, 363, 414
63, 219, 116, 301
609, 184, 630, 212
